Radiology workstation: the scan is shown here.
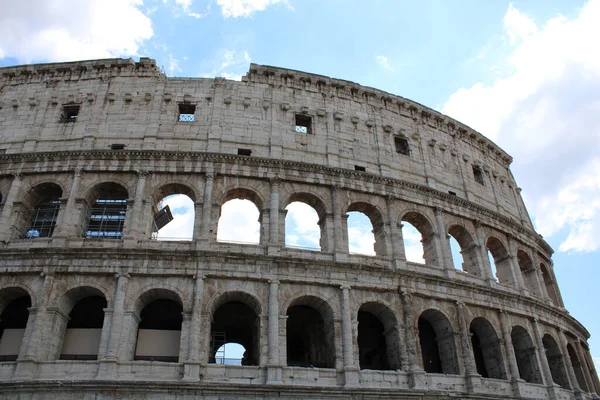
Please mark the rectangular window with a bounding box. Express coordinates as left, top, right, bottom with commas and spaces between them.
394, 136, 410, 155
473, 165, 484, 185
295, 114, 312, 134
354, 165, 366, 172
238, 148, 252, 156
178, 103, 196, 122
61, 104, 80, 123
448, 191, 457, 196
110, 143, 126, 150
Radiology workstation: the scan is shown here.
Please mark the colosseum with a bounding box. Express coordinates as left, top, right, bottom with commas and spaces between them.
0, 57, 598, 400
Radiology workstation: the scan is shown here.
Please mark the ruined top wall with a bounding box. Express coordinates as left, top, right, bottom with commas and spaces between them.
0, 57, 532, 230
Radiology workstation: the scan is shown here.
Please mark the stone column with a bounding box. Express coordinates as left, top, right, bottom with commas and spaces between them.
558, 329, 582, 396
267, 280, 282, 383
499, 310, 523, 397
507, 235, 528, 295
200, 173, 214, 241
0, 174, 23, 241
400, 291, 424, 388
340, 285, 358, 386
125, 170, 148, 240
455, 302, 479, 392
332, 186, 347, 261
267, 179, 281, 255
575, 340, 596, 395
387, 196, 406, 267
183, 275, 204, 381
192, 201, 203, 240
97, 273, 129, 379
532, 319, 558, 399
53, 169, 82, 239
474, 220, 494, 284
434, 207, 454, 278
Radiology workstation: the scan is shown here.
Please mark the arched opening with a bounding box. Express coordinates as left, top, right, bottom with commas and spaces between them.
151, 183, 196, 241
401, 212, 437, 265
0, 290, 31, 361
285, 201, 321, 251
486, 237, 513, 285
469, 317, 507, 379
85, 183, 128, 239
418, 309, 460, 375
357, 303, 400, 371
347, 202, 386, 256
20, 183, 62, 239
567, 343, 589, 392
134, 299, 182, 362
511, 326, 543, 384
286, 296, 335, 368
217, 188, 263, 244
542, 334, 570, 388
540, 264, 560, 305
215, 342, 246, 365
60, 296, 107, 360
517, 251, 538, 295
210, 298, 260, 366
448, 225, 480, 276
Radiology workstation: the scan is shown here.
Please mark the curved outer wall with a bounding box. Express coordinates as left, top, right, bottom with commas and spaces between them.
0, 57, 597, 399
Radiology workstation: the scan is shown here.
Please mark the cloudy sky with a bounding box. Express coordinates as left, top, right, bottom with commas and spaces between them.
2, 0, 599, 370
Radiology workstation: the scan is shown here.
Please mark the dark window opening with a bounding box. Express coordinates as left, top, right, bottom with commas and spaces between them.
135, 299, 183, 363
286, 305, 334, 368
178, 103, 196, 122
237, 148, 252, 156
358, 311, 390, 370
60, 296, 107, 361
295, 114, 312, 134
471, 331, 489, 378
473, 165, 484, 185
470, 318, 507, 380
110, 143, 126, 150
354, 165, 366, 172
25, 196, 61, 239
394, 136, 410, 155
210, 301, 259, 366
61, 104, 80, 123
448, 191, 457, 196
86, 186, 128, 239
418, 317, 442, 373
512, 326, 543, 384
0, 296, 31, 361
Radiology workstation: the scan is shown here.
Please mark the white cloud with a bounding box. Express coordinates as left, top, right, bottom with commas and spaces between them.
164, 0, 208, 18
166, 54, 182, 76
376, 55, 392, 72
402, 223, 425, 264
217, 0, 287, 18
201, 49, 251, 80
217, 199, 261, 243
285, 202, 321, 249
443, 0, 600, 252
0, 0, 153, 63
347, 212, 376, 256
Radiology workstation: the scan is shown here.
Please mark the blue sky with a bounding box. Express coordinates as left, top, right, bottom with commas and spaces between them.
1, 0, 599, 370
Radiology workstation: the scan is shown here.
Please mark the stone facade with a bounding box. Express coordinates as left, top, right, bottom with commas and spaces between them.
0, 57, 598, 399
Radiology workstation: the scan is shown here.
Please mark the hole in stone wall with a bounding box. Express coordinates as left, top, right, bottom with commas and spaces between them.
295, 114, 312, 134
285, 201, 321, 251
217, 199, 261, 244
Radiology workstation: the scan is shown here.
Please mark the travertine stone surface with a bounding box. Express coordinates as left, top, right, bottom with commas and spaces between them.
0, 57, 598, 399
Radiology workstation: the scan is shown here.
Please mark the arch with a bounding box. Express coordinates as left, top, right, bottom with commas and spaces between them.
542, 334, 570, 388
469, 317, 507, 379
152, 183, 196, 241
540, 263, 561, 305
347, 202, 387, 256
133, 287, 185, 316
286, 295, 336, 368
0, 285, 35, 312
20, 182, 63, 239
220, 187, 265, 211
284, 192, 328, 219
567, 343, 589, 392
84, 182, 129, 239
486, 237, 514, 285
358, 302, 401, 370
400, 211, 437, 265
0, 288, 32, 361
285, 201, 321, 250
511, 325, 543, 384
210, 292, 261, 366
217, 188, 263, 244
417, 309, 460, 375
151, 182, 197, 205
447, 225, 480, 276
517, 250, 538, 295
59, 289, 107, 361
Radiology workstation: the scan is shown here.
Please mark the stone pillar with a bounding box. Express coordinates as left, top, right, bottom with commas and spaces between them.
266, 279, 282, 383
97, 309, 113, 358
52, 169, 82, 239
474, 220, 494, 284
183, 275, 204, 381
192, 201, 203, 240
507, 235, 528, 295
125, 170, 148, 240
575, 340, 597, 395
533, 319, 560, 400
340, 285, 358, 386
434, 207, 454, 278
400, 291, 425, 388
387, 196, 406, 267
200, 174, 214, 241
97, 273, 129, 379
455, 302, 479, 392
499, 310, 523, 397
558, 329, 583, 397
267, 179, 281, 255
0, 174, 23, 241
332, 186, 347, 261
